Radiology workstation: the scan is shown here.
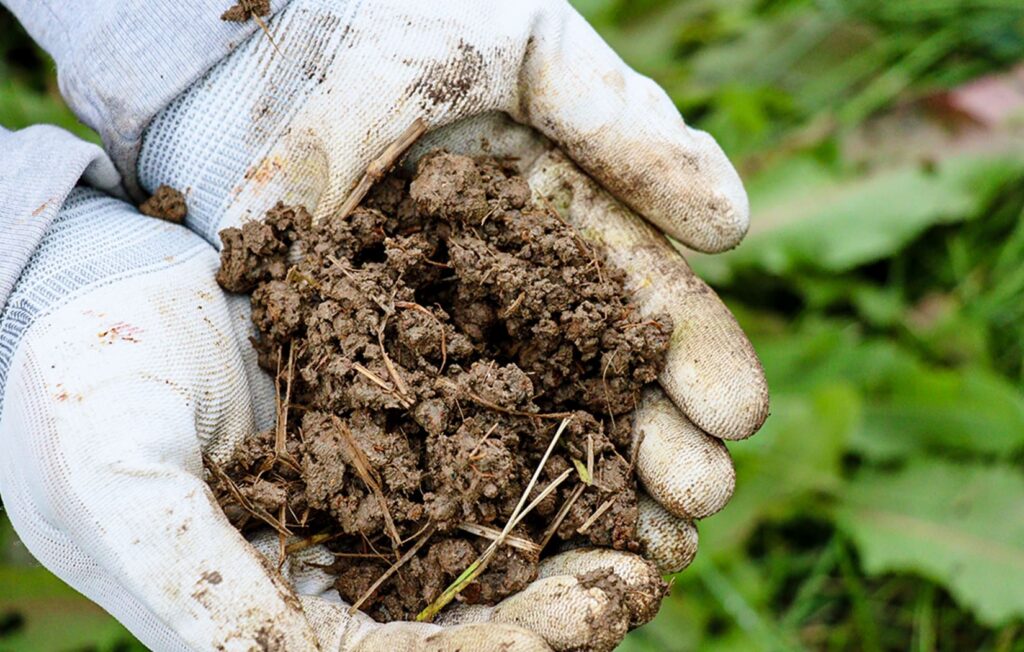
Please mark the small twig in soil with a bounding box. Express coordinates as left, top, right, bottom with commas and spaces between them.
468, 422, 500, 458
587, 433, 595, 481
352, 362, 412, 408
577, 497, 617, 534
399, 520, 434, 547
420, 258, 453, 269
458, 523, 541, 555
337, 118, 427, 220
539, 482, 587, 551
416, 417, 572, 622
349, 523, 437, 614
377, 318, 411, 399
331, 416, 404, 555
277, 504, 288, 569
502, 292, 526, 318
275, 343, 295, 460
439, 378, 572, 420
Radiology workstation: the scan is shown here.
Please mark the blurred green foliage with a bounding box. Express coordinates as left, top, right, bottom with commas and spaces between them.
574, 1, 1024, 650
3, 1, 1024, 650
0, 10, 98, 142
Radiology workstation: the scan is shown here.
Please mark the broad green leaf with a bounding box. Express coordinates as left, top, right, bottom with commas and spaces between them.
0, 565, 143, 651
837, 461, 1024, 626
692, 156, 1024, 280
744, 315, 1024, 459
852, 365, 1024, 460
0, 79, 99, 144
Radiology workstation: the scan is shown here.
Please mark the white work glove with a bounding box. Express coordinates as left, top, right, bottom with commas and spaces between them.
139, 0, 767, 543
0, 187, 670, 652
2, 1, 769, 649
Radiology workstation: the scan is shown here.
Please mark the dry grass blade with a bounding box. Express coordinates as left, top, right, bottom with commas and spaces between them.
349, 524, 437, 614
251, 14, 284, 58
326, 254, 359, 280
508, 468, 573, 533
439, 378, 572, 420
503, 418, 571, 537
416, 466, 573, 622
329, 551, 391, 560
458, 523, 541, 554
587, 432, 595, 480
331, 416, 403, 554
577, 497, 617, 534
337, 118, 427, 220
277, 504, 288, 569
416, 417, 573, 622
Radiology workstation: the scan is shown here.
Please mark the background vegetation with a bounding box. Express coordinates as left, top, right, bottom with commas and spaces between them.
3, 1, 1024, 649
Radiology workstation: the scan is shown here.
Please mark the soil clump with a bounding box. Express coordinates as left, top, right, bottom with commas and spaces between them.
209, 151, 672, 622
139, 184, 187, 224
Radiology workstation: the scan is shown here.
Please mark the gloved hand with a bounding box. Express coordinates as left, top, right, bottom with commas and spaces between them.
2, 0, 769, 649
139, 0, 767, 539
0, 187, 672, 652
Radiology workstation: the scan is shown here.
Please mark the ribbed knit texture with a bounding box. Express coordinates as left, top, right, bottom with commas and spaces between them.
0, 126, 121, 314
3, 0, 292, 196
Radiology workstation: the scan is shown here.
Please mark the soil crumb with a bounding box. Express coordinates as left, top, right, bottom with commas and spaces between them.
139, 185, 187, 224
221, 0, 270, 22
209, 151, 672, 622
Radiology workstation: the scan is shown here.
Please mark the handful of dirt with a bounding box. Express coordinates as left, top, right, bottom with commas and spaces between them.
208, 151, 672, 623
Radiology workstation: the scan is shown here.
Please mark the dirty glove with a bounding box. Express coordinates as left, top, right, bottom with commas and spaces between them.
138, 0, 768, 565
0, 180, 674, 652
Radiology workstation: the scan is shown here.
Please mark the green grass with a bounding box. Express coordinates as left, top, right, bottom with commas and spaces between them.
3, 1, 1024, 650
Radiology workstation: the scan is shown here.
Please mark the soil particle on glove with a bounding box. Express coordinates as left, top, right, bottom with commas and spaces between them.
139, 185, 187, 224
209, 151, 672, 623
221, 0, 270, 22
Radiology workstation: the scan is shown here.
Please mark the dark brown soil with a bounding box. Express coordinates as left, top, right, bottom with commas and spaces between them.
209, 151, 672, 622
139, 185, 187, 224
220, 0, 270, 22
